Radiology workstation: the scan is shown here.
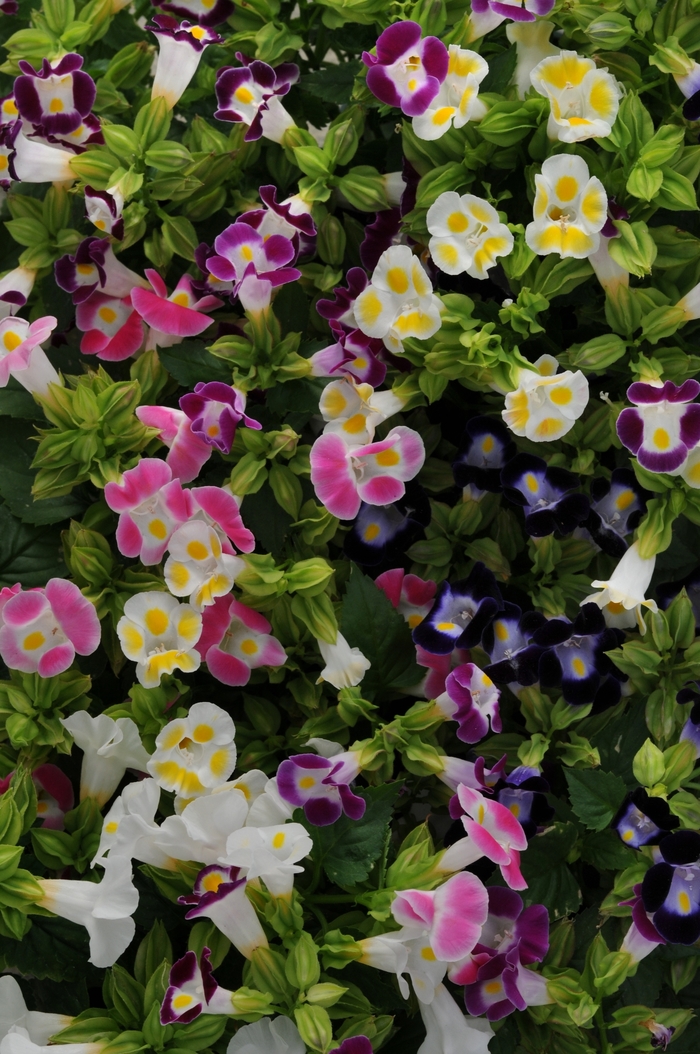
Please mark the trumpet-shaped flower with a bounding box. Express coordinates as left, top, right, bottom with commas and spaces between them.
344, 483, 430, 567
206, 221, 300, 313
532, 602, 623, 709
530, 51, 621, 142
319, 377, 403, 447
180, 381, 261, 454
214, 56, 298, 141
585, 468, 648, 558
84, 186, 123, 239
468, 0, 554, 42
501, 453, 589, 536
502, 366, 589, 443
158, 0, 233, 26
581, 542, 657, 632
463, 942, 551, 1020
427, 192, 513, 278
0, 579, 100, 677
449, 886, 549, 987
61, 712, 150, 806
354, 245, 443, 354
14, 54, 96, 137
0, 315, 59, 396
161, 948, 235, 1024
0, 266, 36, 320
612, 788, 677, 850
117, 591, 202, 688
55, 237, 146, 304
376, 568, 437, 629
104, 458, 192, 565
135, 405, 213, 484
413, 46, 488, 141
1, 120, 76, 183
154, 783, 249, 865
443, 785, 528, 889
75, 292, 144, 361
525, 155, 607, 259
148, 16, 223, 108
309, 325, 387, 388
412, 564, 501, 655
362, 21, 448, 117
317, 631, 371, 689
452, 416, 515, 496
506, 20, 559, 98
277, 751, 365, 826
130, 270, 223, 342
434, 663, 502, 743
148, 700, 236, 798
29, 764, 74, 830
0, 976, 72, 1044
238, 184, 316, 254
616, 379, 700, 474
310, 426, 426, 520
92, 778, 171, 869
222, 822, 313, 896
164, 521, 244, 611
196, 596, 286, 687
189, 485, 255, 553
641, 831, 700, 945
393, 871, 489, 964
228, 1017, 305, 1054
179, 864, 268, 958
418, 985, 494, 1054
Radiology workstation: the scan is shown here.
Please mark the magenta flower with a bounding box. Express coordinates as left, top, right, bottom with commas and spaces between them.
55, 237, 146, 305
309, 325, 387, 387
0, 579, 100, 677
156, 0, 234, 27
196, 596, 287, 686
330, 1040, 373, 1054
616, 379, 700, 474
0, 1, 18, 14
362, 21, 448, 117
148, 15, 223, 109
239, 184, 316, 255
13, 54, 96, 137
136, 405, 213, 483
0, 314, 58, 395
470, 0, 554, 39
85, 186, 124, 240
444, 785, 528, 890
393, 871, 489, 963
277, 752, 366, 826
104, 458, 192, 565
206, 221, 300, 313
462, 943, 551, 1020
214, 54, 298, 141
317, 267, 370, 333
0, 266, 35, 320
46, 111, 103, 152
435, 663, 502, 744
189, 485, 255, 553
310, 426, 425, 520
131, 270, 223, 341
376, 568, 437, 626
180, 381, 261, 454
75, 292, 145, 361
32, 763, 75, 830
449, 887, 549, 985
161, 948, 234, 1025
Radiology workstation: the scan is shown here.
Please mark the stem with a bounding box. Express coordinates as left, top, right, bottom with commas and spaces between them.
595, 1008, 612, 1054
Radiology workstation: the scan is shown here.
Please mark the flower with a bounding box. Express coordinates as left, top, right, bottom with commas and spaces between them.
135, 405, 213, 484
427, 192, 513, 279
531, 603, 624, 709
61, 711, 150, 805
179, 864, 269, 958
354, 245, 443, 354
148, 701, 236, 797
317, 632, 371, 689
412, 564, 502, 656
376, 568, 437, 628
104, 458, 192, 565
502, 366, 590, 443
1, 120, 76, 183
214, 56, 298, 142
180, 381, 261, 454
482, 603, 546, 689
678, 686, 700, 759
434, 663, 502, 743
30, 764, 74, 830
116, 591, 202, 688
317, 267, 369, 331
310, 426, 425, 520
92, 778, 170, 869
196, 596, 287, 687
130, 270, 223, 344
238, 184, 316, 254
84, 186, 123, 239
530, 51, 622, 142
584, 468, 648, 557
612, 789, 678, 849
188, 485, 256, 553
153, 782, 250, 866
0, 315, 60, 396
161, 948, 236, 1024
277, 751, 366, 826
222, 822, 313, 896
55, 237, 146, 305
525, 155, 608, 258
462, 942, 551, 1020
501, 453, 589, 536
0, 579, 100, 677
418, 985, 494, 1054
392, 871, 489, 964
164, 521, 244, 611
330, 1040, 373, 1054
227, 1017, 305, 1054
442, 785, 528, 889
468, 0, 555, 41
0, 976, 72, 1043
490, 767, 554, 839
156, 0, 233, 27
319, 377, 404, 447
206, 220, 300, 313
452, 416, 515, 496
412, 46, 488, 140
362, 21, 448, 117
309, 326, 386, 388
582, 542, 657, 631
75, 292, 145, 361
13, 54, 96, 137
449, 885, 549, 982
641, 831, 700, 944
616, 379, 700, 474
0, 266, 36, 320
148, 15, 223, 109
344, 483, 430, 566
506, 20, 559, 98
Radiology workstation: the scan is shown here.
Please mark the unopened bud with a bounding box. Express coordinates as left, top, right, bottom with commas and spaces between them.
294, 1005, 332, 1053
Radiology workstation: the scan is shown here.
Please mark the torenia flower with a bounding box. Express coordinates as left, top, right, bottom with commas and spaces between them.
164, 521, 244, 611
214, 56, 298, 142
93, 778, 170, 869
104, 458, 192, 565
55, 237, 146, 305
500, 453, 589, 536
393, 871, 489, 964
506, 20, 558, 99
362, 21, 448, 117
319, 377, 403, 447
84, 186, 124, 239
116, 591, 202, 688
0, 579, 100, 677
75, 292, 145, 362
452, 416, 515, 497
526, 155, 607, 258
13, 54, 96, 137
581, 542, 657, 632
180, 381, 261, 454
530, 51, 622, 142
157, 0, 233, 27
310, 426, 426, 519
206, 221, 300, 313
228, 1018, 305, 1054
317, 632, 371, 689
238, 184, 316, 254
277, 751, 366, 826
179, 864, 268, 958
222, 822, 313, 896
148, 701, 236, 797
309, 326, 386, 388
148, 15, 223, 109
196, 596, 287, 687
442, 785, 528, 889
61, 712, 150, 805
586, 469, 648, 558
419, 985, 494, 1054
354, 245, 443, 354
427, 192, 513, 279
1, 120, 76, 183
0, 315, 60, 396
612, 789, 677, 850
412, 564, 501, 655
468, 0, 554, 42
641, 831, 700, 945
434, 663, 502, 743
30, 764, 74, 830
413, 46, 488, 140
161, 948, 236, 1025
0, 975, 73, 1043
616, 379, 700, 474
131, 270, 223, 345
0, 266, 35, 320
502, 365, 589, 443
376, 568, 437, 629
135, 406, 212, 484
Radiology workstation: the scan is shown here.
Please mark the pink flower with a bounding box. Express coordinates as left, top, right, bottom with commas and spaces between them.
130, 270, 223, 343
375, 568, 436, 628
104, 458, 192, 565
75, 291, 144, 361
0, 314, 59, 395
443, 785, 528, 889
393, 871, 489, 962
180, 381, 261, 454
189, 486, 255, 553
310, 426, 425, 519
196, 596, 286, 686
0, 579, 100, 677
434, 663, 502, 743
33, 764, 74, 829
135, 406, 213, 484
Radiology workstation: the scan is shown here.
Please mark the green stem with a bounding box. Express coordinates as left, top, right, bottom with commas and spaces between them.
595, 1008, 612, 1054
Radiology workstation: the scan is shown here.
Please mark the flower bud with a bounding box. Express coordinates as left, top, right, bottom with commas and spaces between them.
104, 41, 154, 88
286, 932, 321, 991
650, 38, 695, 76
320, 930, 363, 970
336, 167, 390, 211
567, 334, 627, 371
586, 12, 634, 49
294, 1005, 333, 1053
632, 738, 665, 787
268, 463, 304, 520
134, 97, 172, 151
409, 0, 447, 35
608, 220, 657, 278
101, 1032, 148, 1054
401, 736, 444, 776
546, 919, 575, 968
229, 453, 269, 496
69, 149, 120, 186
317, 215, 347, 266
290, 592, 338, 643
337, 687, 377, 726
230, 986, 275, 1018
478, 100, 541, 146
324, 119, 359, 168
249, 946, 289, 1000
306, 983, 348, 1007
101, 124, 140, 164
662, 740, 696, 792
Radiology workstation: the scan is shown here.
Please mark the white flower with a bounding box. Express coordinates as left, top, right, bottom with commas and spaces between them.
60, 712, 150, 806
427, 192, 514, 279
412, 46, 488, 141
222, 823, 313, 897
679, 446, 700, 488
227, 1017, 305, 1054
0, 978, 72, 1045
155, 783, 249, 864
116, 591, 202, 688
319, 377, 404, 447
148, 700, 237, 799
418, 984, 494, 1054
525, 154, 608, 259
354, 245, 443, 354
245, 777, 295, 828
0, 1031, 102, 1054
92, 778, 170, 869
581, 542, 657, 632
589, 237, 629, 299
530, 50, 622, 142
506, 20, 558, 99
164, 521, 244, 610
317, 632, 371, 689
502, 362, 589, 442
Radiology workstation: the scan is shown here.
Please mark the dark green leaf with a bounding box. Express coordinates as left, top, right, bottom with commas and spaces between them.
241, 483, 293, 558
301, 62, 362, 106
266, 378, 327, 415
520, 822, 581, 918
580, 829, 633, 871
158, 340, 232, 386
590, 703, 649, 787
0, 380, 43, 419
0, 914, 91, 982
273, 282, 309, 334
0, 419, 85, 525
565, 768, 627, 832
0, 503, 66, 586
305, 782, 402, 887
480, 47, 517, 95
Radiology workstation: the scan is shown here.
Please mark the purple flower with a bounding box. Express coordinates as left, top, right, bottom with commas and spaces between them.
492, 766, 554, 839
362, 21, 448, 117
360, 208, 403, 273
277, 752, 366, 826
612, 788, 678, 850
13, 54, 95, 137
0, 0, 18, 13
43, 111, 104, 153
462, 943, 550, 1020
412, 564, 502, 655
641, 831, 700, 945
317, 267, 370, 332
452, 888, 549, 983
344, 481, 430, 566
330, 1039, 373, 1054
153, 0, 234, 27
207, 220, 300, 313
470, 0, 554, 38
648, 1022, 676, 1050
436, 662, 502, 744
180, 381, 261, 454
148, 15, 223, 109
179, 864, 268, 958
501, 453, 589, 537
585, 468, 648, 558
453, 416, 516, 496
617, 379, 700, 474
482, 603, 547, 688
531, 602, 624, 709
85, 186, 124, 240
161, 947, 233, 1024
239, 184, 316, 256
310, 324, 387, 388
55, 237, 145, 304
214, 54, 298, 141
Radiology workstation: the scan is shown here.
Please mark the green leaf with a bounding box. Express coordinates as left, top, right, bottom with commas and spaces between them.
0, 914, 91, 982
241, 483, 293, 559
340, 567, 421, 698
301, 62, 362, 105
564, 768, 627, 831
580, 829, 633, 871
0, 383, 43, 420
0, 503, 66, 586
158, 340, 232, 387
480, 46, 517, 94
0, 419, 85, 525
519, 822, 582, 920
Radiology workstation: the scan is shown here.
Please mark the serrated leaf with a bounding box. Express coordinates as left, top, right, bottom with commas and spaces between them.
565, 768, 627, 832
0, 503, 67, 586
158, 340, 233, 386
580, 829, 633, 871
301, 62, 362, 105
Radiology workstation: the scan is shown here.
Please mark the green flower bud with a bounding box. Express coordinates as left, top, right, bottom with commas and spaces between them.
294, 1005, 333, 1053
478, 100, 542, 146
144, 140, 193, 171
662, 740, 696, 792
669, 789, 700, 828
290, 592, 338, 643
229, 986, 275, 1018
401, 735, 444, 776
104, 41, 154, 88
282, 127, 316, 151
649, 37, 694, 76
306, 983, 348, 1008
409, 0, 447, 35
324, 119, 359, 168
633, 739, 665, 787
317, 215, 347, 267
608, 220, 657, 278
586, 12, 634, 49
336, 167, 390, 211
101, 124, 140, 163
160, 214, 198, 262
230, 454, 269, 496
249, 946, 290, 1000
268, 463, 304, 520
517, 733, 550, 767
69, 149, 120, 186
100, 1031, 147, 1054
287, 932, 321, 991
42, 0, 75, 34
134, 97, 171, 149
546, 920, 575, 969
294, 146, 332, 180
337, 687, 377, 726
415, 162, 469, 211
320, 930, 363, 970
567, 334, 627, 371
287, 558, 334, 597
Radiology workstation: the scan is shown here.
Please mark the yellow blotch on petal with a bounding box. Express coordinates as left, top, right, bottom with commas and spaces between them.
555, 175, 578, 202
49, 97, 64, 112
192, 723, 214, 743
589, 76, 617, 119
299, 776, 316, 789
505, 389, 529, 431
240, 638, 258, 655
484, 980, 503, 995
408, 613, 423, 628
322, 388, 347, 417
99, 307, 117, 324
534, 417, 565, 439
622, 829, 633, 842
187, 539, 209, 561
539, 54, 591, 91
572, 657, 586, 678
678, 891, 691, 914
235, 86, 254, 105
550, 385, 572, 406
615, 490, 634, 511
171, 292, 190, 308
173, 994, 194, 1010
145, 607, 169, 636
178, 612, 201, 643
2, 99, 17, 115
23, 631, 45, 651
607, 601, 625, 615
168, 563, 191, 591
202, 871, 224, 893
482, 436, 494, 453
447, 211, 469, 233
105, 821, 119, 834
510, 803, 520, 818
653, 428, 670, 450
3, 331, 22, 352
342, 413, 367, 435
421, 946, 437, 961
121, 625, 144, 654
210, 749, 231, 779
525, 473, 539, 493
272, 831, 285, 849
386, 267, 410, 295
149, 518, 168, 540
77, 264, 94, 276
375, 448, 401, 467
241, 245, 254, 262
495, 621, 509, 641
437, 621, 457, 631
435, 244, 460, 270
687, 462, 700, 486
190, 25, 206, 38
432, 106, 455, 126
363, 523, 381, 542
580, 188, 607, 227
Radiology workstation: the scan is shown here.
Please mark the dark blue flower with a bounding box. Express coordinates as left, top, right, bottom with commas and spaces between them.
612, 788, 678, 849
585, 468, 648, 557
493, 765, 554, 839
501, 453, 589, 537
452, 416, 516, 495
343, 482, 430, 566
641, 831, 700, 945
482, 602, 546, 687
412, 563, 502, 655
531, 602, 623, 708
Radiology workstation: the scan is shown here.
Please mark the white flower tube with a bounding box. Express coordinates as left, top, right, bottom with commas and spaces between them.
0, 978, 72, 1045
61, 712, 151, 805
506, 20, 559, 99
150, 20, 223, 109
581, 542, 657, 631
317, 632, 371, 689
12, 131, 75, 183
418, 984, 494, 1054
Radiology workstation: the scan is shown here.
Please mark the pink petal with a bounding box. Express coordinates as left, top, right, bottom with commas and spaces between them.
46, 578, 101, 655
0, 626, 38, 672
500, 852, 527, 891
431, 872, 488, 961
228, 598, 272, 635
309, 433, 360, 519
461, 818, 511, 865
115, 515, 142, 559
94, 311, 144, 362
33, 763, 74, 814
167, 432, 212, 483
196, 595, 232, 657
105, 458, 173, 512
357, 475, 405, 506
38, 643, 75, 677
392, 888, 435, 929
80, 329, 109, 355
205, 646, 252, 687
130, 287, 215, 337
2, 590, 49, 626
145, 268, 168, 298
136, 405, 182, 444
191, 487, 255, 552
255, 636, 287, 667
